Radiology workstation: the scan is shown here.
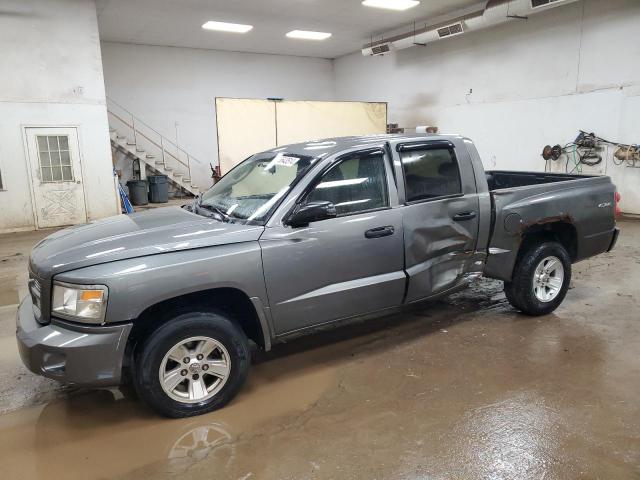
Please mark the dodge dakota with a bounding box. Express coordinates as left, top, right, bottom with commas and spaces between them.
17, 134, 620, 417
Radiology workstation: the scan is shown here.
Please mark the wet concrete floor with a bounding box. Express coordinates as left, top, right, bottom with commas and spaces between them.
0, 221, 638, 479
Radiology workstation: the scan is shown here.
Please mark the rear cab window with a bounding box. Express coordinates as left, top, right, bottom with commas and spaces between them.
400, 147, 462, 202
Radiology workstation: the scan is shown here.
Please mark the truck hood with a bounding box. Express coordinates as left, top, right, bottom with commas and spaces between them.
30, 207, 264, 275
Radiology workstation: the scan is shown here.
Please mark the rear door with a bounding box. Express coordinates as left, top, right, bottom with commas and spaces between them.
260, 148, 405, 335
389, 139, 481, 302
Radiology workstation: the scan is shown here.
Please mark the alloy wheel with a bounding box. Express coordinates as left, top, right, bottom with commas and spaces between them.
159, 336, 231, 404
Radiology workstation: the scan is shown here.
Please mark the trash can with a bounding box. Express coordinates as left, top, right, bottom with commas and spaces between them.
126, 179, 148, 206
148, 175, 169, 203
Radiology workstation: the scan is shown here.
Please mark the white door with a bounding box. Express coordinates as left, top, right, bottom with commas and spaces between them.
25, 127, 87, 228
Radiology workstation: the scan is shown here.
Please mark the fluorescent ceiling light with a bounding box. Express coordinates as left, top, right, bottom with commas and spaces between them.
202, 21, 253, 33
286, 30, 332, 40
362, 0, 420, 11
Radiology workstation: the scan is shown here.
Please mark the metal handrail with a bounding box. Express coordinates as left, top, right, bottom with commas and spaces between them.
108, 110, 189, 169
106, 96, 203, 179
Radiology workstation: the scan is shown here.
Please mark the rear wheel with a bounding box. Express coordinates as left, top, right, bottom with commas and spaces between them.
133, 312, 250, 418
504, 241, 571, 316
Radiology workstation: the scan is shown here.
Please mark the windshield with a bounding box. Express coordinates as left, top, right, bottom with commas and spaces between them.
199, 151, 318, 224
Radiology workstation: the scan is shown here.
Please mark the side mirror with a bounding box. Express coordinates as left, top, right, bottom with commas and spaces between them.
287, 201, 337, 228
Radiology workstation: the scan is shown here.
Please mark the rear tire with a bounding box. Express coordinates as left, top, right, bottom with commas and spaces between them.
504, 241, 571, 316
133, 311, 250, 418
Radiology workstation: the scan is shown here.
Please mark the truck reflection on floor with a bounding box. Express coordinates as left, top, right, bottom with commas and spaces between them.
32, 389, 237, 479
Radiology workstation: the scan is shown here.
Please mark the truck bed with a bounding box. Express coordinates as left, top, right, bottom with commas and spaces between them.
483, 170, 617, 283
486, 170, 589, 191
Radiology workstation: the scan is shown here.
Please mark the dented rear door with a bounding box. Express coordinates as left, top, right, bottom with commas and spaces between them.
389, 139, 481, 302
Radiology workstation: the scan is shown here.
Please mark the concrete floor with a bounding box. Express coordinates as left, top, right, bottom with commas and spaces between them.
0, 220, 638, 479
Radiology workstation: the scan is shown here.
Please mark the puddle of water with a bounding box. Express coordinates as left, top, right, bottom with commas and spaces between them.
0, 348, 336, 480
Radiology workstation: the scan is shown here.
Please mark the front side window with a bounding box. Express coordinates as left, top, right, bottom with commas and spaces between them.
200, 151, 318, 224
306, 151, 389, 216
401, 148, 462, 202
37, 135, 73, 183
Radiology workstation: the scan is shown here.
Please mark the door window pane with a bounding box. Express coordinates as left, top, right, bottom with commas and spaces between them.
37, 136, 49, 151
60, 150, 71, 166
36, 135, 74, 183
62, 166, 73, 181
401, 148, 462, 202
39, 151, 51, 166
41, 167, 53, 182
58, 136, 69, 150
306, 152, 389, 216
47, 136, 59, 151
50, 151, 61, 166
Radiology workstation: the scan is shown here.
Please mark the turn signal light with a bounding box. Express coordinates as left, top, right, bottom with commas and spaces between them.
615, 191, 622, 217
80, 290, 104, 301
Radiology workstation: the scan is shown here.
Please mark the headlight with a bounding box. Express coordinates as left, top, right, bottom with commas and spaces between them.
52, 282, 108, 324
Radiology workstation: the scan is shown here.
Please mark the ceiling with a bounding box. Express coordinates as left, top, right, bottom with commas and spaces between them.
96, 0, 481, 59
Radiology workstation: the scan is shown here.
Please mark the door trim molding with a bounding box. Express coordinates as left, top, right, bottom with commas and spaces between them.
277, 270, 406, 305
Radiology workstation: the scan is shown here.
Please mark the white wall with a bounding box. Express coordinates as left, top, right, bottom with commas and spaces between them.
101, 42, 335, 191
334, 0, 640, 214
0, 0, 119, 233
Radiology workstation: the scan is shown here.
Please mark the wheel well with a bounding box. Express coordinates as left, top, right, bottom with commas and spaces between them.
518, 221, 578, 263
123, 288, 266, 372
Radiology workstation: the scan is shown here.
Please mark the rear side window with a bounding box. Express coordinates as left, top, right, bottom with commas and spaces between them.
306, 151, 389, 216
401, 148, 462, 202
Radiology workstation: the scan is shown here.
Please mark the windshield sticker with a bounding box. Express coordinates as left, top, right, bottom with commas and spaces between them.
274, 155, 299, 167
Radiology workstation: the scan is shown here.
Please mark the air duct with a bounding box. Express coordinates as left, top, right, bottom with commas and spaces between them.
362, 0, 579, 56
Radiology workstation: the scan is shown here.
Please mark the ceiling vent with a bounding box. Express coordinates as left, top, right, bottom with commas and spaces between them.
372, 43, 391, 54
436, 22, 464, 39
362, 42, 393, 56
531, 0, 565, 9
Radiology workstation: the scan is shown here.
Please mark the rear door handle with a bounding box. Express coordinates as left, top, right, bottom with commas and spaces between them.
452, 211, 477, 221
365, 226, 395, 239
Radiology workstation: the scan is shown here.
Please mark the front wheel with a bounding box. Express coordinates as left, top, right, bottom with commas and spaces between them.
504, 241, 572, 316
133, 312, 250, 418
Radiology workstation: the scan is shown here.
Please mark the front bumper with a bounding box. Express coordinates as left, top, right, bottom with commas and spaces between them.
16, 296, 132, 387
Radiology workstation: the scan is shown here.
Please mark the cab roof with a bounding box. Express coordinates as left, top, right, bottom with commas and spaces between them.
264, 133, 465, 159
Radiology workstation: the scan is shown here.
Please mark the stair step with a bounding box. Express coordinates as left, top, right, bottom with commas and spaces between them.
164, 166, 173, 171
109, 128, 117, 133
173, 172, 183, 177
136, 147, 145, 153
126, 141, 136, 146
146, 154, 157, 159
182, 178, 191, 183
116, 135, 126, 140
154, 160, 164, 165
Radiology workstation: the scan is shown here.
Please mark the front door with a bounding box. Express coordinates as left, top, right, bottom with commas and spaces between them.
392, 140, 481, 302
260, 148, 405, 335
25, 127, 87, 228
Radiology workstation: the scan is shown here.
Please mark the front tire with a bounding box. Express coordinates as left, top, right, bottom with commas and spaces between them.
504, 241, 571, 316
133, 311, 250, 418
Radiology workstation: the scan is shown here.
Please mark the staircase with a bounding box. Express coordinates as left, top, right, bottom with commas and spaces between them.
107, 97, 202, 197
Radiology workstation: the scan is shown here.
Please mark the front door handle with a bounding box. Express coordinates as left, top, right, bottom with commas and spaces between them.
365, 226, 395, 239
452, 211, 477, 221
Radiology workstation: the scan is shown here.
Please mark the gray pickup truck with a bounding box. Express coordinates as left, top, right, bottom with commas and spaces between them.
17, 134, 619, 417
